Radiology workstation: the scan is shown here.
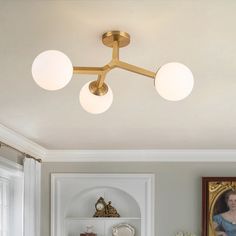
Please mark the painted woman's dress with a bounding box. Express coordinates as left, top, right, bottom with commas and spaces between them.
213, 214, 236, 236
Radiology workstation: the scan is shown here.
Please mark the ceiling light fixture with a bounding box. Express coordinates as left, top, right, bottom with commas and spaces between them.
32, 31, 194, 114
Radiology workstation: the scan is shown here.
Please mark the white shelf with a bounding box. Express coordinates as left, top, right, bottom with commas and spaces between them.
65, 217, 141, 221
51, 174, 155, 236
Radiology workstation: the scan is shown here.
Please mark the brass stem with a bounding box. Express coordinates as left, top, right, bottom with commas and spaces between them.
97, 74, 107, 88
112, 41, 119, 60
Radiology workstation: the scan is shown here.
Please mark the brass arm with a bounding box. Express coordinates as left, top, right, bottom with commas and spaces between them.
73, 66, 104, 75
73, 60, 155, 81
115, 60, 156, 79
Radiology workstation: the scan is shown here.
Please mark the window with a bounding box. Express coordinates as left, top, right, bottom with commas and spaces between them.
0, 177, 10, 236
0, 157, 23, 236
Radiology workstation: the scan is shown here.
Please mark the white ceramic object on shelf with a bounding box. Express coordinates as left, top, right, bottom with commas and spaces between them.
112, 223, 135, 236
86, 225, 94, 233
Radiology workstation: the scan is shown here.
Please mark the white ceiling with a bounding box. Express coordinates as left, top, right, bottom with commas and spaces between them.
1, 0, 236, 150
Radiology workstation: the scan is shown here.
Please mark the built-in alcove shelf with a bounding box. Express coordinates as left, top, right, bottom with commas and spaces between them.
66, 217, 142, 221
65, 218, 142, 236
51, 174, 154, 236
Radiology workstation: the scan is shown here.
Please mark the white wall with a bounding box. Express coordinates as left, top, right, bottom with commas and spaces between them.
41, 161, 236, 236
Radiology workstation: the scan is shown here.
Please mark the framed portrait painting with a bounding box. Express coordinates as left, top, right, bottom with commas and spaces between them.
202, 177, 236, 236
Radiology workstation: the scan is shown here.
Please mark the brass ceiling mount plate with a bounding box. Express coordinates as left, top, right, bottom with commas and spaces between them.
102, 31, 130, 48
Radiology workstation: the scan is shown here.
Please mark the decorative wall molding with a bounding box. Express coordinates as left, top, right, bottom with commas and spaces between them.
0, 124, 46, 159
1, 124, 236, 162
51, 173, 155, 236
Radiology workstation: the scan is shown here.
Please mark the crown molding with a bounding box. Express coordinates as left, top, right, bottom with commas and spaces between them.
44, 149, 236, 162
0, 124, 46, 159
1, 124, 236, 162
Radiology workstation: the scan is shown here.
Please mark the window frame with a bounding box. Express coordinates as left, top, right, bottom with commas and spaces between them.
0, 156, 23, 236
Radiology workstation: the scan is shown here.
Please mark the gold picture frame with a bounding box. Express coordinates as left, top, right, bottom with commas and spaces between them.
202, 177, 236, 236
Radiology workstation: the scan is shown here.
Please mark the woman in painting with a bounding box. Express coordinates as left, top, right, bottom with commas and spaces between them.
213, 190, 236, 236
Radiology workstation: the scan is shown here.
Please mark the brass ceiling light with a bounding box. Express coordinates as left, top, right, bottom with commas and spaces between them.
32, 31, 194, 114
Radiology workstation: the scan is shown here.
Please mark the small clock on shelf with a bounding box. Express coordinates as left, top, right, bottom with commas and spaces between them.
93, 197, 120, 217
94, 197, 106, 217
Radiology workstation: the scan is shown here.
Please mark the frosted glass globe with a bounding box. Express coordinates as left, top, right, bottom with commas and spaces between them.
32, 50, 73, 91
155, 62, 194, 101
79, 81, 113, 114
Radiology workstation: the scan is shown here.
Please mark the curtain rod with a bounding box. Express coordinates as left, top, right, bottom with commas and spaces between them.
0, 141, 42, 163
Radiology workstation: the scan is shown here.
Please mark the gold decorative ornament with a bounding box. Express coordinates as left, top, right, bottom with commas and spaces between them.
32, 30, 194, 114
93, 197, 120, 217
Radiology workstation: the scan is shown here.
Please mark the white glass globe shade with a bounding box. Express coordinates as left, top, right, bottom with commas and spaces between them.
155, 62, 194, 101
32, 50, 73, 91
79, 81, 113, 114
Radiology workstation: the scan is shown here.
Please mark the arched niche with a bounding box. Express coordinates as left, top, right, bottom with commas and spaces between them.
65, 186, 141, 218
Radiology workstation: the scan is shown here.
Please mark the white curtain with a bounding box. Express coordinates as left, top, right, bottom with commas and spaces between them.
24, 157, 41, 236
